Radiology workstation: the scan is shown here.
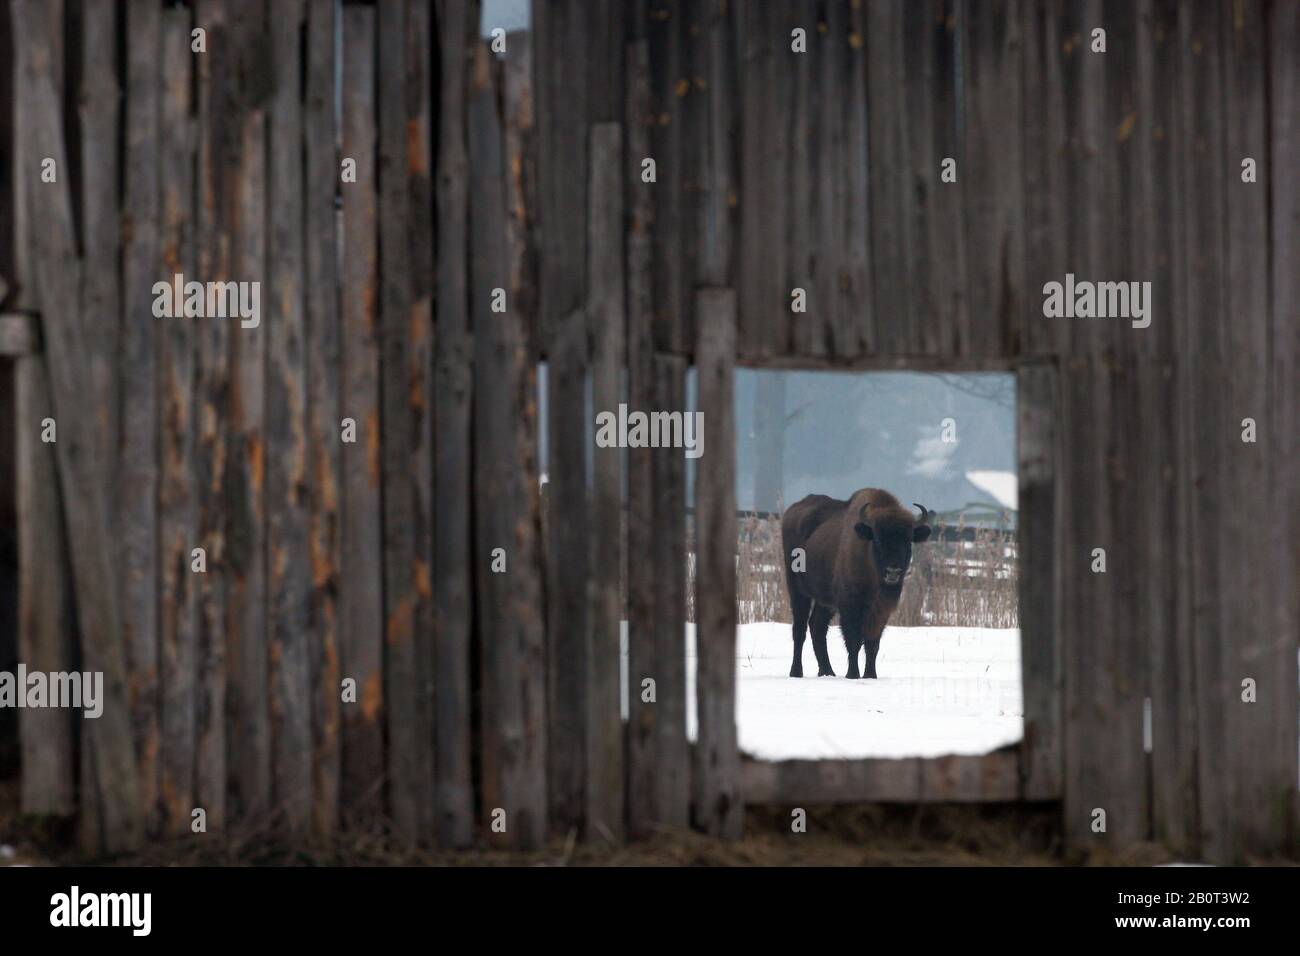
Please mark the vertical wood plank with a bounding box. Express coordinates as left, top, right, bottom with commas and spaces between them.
587, 121, 626, 843
158, 7, 198, 838
624, 36, 659, 838
15, 355, 75, 815
14, 0, 143, 853
1181, 0, 1230, 863
117, 0, 162, 836
737, 1, 788, 358
866, 0, 913, 355
377, 0, 435, 841
693, 288, 740, 838
1266, 0, 1300, 860
266, 0, 313, 832
962, 0, 1025, 356
503, 31, 538, 358
652, 352, 689, 827
304, 0, 341, 836
408, 0, 438, 840
193, 0, 232, 836
1017, 361, 1061, 800
1139, 0, 1197, 853
904, 0, 965, 357
339, 4, 385, 822
432, 0, 475, 847
471, 43, 548, 849
537, 0, 591, 835
535, 0, 589, 345
1225, 0, 1293, 859
226, 0, 271, 823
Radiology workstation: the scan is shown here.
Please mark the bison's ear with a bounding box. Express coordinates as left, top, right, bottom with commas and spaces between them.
854, 522, 873, 540
912, 525, 932, 543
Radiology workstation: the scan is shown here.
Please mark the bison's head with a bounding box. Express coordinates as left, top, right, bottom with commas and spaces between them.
854, 502, 933, 591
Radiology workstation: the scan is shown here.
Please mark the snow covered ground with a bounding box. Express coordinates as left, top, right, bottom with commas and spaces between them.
620, 621, 1024, 760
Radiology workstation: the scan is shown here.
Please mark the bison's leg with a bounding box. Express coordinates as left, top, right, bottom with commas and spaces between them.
809, 604, 835, 676
789, 589, 812, 677
863, 619, 888, 678
840, 608, 864, 679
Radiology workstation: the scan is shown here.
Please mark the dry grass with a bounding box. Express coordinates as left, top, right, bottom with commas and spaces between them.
689, 510, 1019, 629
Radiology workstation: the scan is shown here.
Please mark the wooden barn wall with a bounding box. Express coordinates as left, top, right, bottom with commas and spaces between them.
2, 0, 1296, 865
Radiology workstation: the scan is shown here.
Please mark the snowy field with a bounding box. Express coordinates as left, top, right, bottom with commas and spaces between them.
621, 621, 1024, 760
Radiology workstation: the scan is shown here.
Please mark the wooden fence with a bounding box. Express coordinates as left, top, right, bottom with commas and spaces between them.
0, 0, 1296, 863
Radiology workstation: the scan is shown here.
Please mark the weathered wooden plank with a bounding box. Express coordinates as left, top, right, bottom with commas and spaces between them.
407, 0, 438, 843
693, 288, 740, 838
377, 0, 435, 841
503, 31, 538, 359
193, 0, 232, 836
225, 0, 271, 823
157, 8, 198, 839
339, 4, 385, 823
432, 0, 475, 848
15, 355, 74, 816
736, 0, 788, 358
695, 0, 734, 292
742, 751, 1021, 805
78, 0, 119, 474
1181, 0, 1230, 863
14, 0, 142, 853
304, 0, 341, 836
837, 0, 872, 357
586, 121, 626, 843
652, 352, 689, 827
471, 43, 548, 850
624, 35, 658, 839
535, 0, 589, 346
1020, 0, 1069, 356
786, 0, 816, 358
1224, 0, 1290, 860
1138, 0, 1197, 854
266, 0, 313, 832
904, 0, 964, 357
117, 0, 162, 836
962, 0, 1025, 356
865, 0, 913, 355
537, 0, 592, 833
1266, 0, 1300, 860
1016, 362, 1061, 800
650, 0, 700, 355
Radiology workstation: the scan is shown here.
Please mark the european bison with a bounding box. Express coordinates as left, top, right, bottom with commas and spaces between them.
782, 489, 933, 679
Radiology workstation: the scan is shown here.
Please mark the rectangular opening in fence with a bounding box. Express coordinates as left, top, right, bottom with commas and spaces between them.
710, 368, 1022, 764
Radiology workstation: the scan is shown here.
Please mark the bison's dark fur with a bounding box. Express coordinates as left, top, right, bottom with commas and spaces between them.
781, 489, 933, 679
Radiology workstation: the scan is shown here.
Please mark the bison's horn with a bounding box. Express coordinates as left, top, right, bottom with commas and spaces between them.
912, 502, 933, 524
858, 502, 870, 524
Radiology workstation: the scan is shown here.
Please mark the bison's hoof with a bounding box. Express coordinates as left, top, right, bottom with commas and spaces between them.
789, 667, 803, 678
817, 668, 835, 677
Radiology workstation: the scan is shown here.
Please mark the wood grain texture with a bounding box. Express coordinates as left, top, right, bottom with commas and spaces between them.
304, 0, 341, 836
266, 0, 313, 832
117, 0, 162, 836
587, 121, 626, 843
623, 35, 659, 839
693, 289, 740, 838
432, 0, 476, 847
225, 0, 272, 824
742, 752, 1021, 805
14, 0, 142, 853
157, 8, 198, 839
471, 44, 547, 849
339, 5, 385, 823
